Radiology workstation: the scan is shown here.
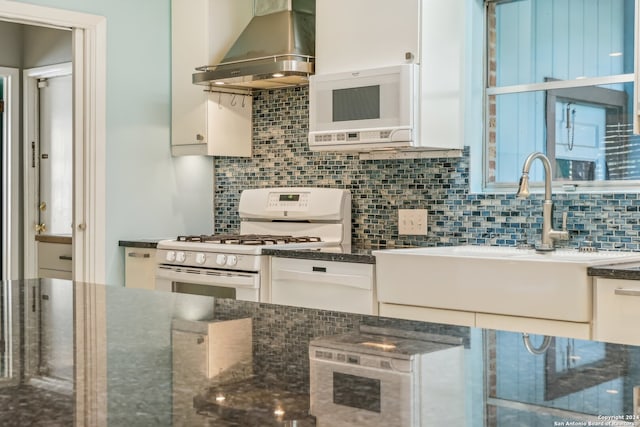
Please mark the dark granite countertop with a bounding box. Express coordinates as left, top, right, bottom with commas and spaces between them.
3, 279, 639, 426
118, 238, 169, 249
588, 262, 640, 280
262, 246, 377, 264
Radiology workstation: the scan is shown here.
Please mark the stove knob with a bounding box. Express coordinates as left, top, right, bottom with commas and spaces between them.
226, 255, 238, 267
176, 252, 186, 263
165, 251, 176, 262
216, 254, 227, 266
195, 253, 206, 265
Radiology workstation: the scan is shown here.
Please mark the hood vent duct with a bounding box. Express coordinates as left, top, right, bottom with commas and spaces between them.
193, 0, 315, 92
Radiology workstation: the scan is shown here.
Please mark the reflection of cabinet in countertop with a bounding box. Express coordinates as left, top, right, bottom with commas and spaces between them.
36, 235, 72, 280
172, 318, 253, 426
171, 0, 253, 156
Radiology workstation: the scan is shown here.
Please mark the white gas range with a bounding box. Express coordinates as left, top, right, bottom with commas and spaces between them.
155, 188, 351, 302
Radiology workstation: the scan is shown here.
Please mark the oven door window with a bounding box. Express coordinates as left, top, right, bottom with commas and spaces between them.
333, 372, 381, 413
173, 282, 236, 299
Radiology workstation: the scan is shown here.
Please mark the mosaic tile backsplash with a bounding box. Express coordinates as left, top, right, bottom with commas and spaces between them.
213, 298, 469, 394
214, 86, 640, 251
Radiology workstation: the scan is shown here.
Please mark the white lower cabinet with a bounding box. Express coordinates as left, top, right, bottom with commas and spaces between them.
123, 247, 157, 290
38, 241, 72, 280
270, 257, 377, 315
594, 277, 640, 345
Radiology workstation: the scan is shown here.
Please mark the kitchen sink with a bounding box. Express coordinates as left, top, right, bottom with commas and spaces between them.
373, 246, 640, 323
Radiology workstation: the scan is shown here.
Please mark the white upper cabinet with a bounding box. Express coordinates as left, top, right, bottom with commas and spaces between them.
171, 0, 253, 156
316, 0, 421, 74
315, 0, 466, 151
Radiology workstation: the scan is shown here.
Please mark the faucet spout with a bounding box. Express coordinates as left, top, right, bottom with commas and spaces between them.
516, 152, 569, 251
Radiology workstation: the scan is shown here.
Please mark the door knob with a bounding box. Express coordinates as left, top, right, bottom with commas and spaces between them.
35, 223, 46, 233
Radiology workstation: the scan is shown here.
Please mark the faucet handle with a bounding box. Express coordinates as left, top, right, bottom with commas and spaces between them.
561, 211, 568, 231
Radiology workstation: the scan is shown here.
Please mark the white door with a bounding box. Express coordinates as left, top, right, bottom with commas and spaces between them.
38, 74, 73, 236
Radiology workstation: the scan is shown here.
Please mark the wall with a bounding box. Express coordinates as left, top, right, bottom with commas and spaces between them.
0, 22, 21, 67
10, 0, 214, 285
215, 86, 640, 251
22, 26, 71, 68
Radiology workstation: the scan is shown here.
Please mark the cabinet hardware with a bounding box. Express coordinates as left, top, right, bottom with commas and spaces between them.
35, 223, 46, 233
59, 255, 72, 261
312, 266, 327, 273
614, 288, 640, 297
39, 202, 47, 211
197, 337, 204, 344
128, 252, 151, 258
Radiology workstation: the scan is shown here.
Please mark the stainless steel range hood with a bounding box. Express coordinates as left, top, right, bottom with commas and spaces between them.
193, 0, 315, 92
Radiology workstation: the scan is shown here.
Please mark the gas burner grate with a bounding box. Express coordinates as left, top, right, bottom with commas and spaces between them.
176, 234, 322, 245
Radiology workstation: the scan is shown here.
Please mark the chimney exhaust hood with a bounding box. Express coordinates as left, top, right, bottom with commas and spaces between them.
193, 0, 315, 92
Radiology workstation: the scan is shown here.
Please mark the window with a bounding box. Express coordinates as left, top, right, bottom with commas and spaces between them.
485, 0, 638, 189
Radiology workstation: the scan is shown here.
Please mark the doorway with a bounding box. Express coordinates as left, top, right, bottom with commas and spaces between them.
0, 2, 106, 284
23, 62, 73, 280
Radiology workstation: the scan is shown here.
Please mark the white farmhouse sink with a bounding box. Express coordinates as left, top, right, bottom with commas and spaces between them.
373, 246, 640, 323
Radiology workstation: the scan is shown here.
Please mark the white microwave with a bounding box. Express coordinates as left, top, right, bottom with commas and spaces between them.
308, 64, 419, 152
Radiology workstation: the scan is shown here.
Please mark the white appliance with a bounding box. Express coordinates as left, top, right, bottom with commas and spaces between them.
270, 257, 376, 315
309, 330, 465, 427
314, 0, 466, 153
308, 64, 419, 152
155, 187, 351, 302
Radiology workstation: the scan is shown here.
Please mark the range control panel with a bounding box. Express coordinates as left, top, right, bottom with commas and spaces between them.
267, 192, 310, 211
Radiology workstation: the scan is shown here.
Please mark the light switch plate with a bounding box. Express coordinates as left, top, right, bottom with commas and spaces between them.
398, 209, 428, 235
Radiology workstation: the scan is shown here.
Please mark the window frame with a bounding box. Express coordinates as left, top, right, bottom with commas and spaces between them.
482, 0, 640, 193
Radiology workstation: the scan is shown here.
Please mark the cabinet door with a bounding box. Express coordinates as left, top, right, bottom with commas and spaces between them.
171, 0, 253, 156
37, 242, 72, 280
124, 248, 157, 290
316, 0, 420, 74
171, 0, 210, 150
594, 278, 640, 345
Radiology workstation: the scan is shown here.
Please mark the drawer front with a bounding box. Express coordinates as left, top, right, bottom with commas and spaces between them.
38, 242, 72, 272
594, 278, 640, 345
124, 248, 157, 290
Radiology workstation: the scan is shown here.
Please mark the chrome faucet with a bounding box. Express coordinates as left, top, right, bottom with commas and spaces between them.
516, 152, 569, 252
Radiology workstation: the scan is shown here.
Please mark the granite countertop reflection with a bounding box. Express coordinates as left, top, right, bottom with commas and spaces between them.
1, 279, 639, 426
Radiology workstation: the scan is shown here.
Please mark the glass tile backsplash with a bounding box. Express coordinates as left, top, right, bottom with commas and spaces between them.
214, 86, 640, 251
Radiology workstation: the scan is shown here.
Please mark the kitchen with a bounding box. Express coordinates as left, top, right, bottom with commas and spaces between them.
4, 0, 640, 425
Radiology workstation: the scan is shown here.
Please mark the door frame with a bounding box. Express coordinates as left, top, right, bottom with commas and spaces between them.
0, 1, 106, 284
0, 66, 20, 281
23, 62, 73, 280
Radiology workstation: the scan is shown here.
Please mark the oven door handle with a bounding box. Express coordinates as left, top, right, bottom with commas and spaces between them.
155, 266, 259, 288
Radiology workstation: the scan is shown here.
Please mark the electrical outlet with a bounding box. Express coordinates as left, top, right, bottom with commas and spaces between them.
398, 209, 428, 235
